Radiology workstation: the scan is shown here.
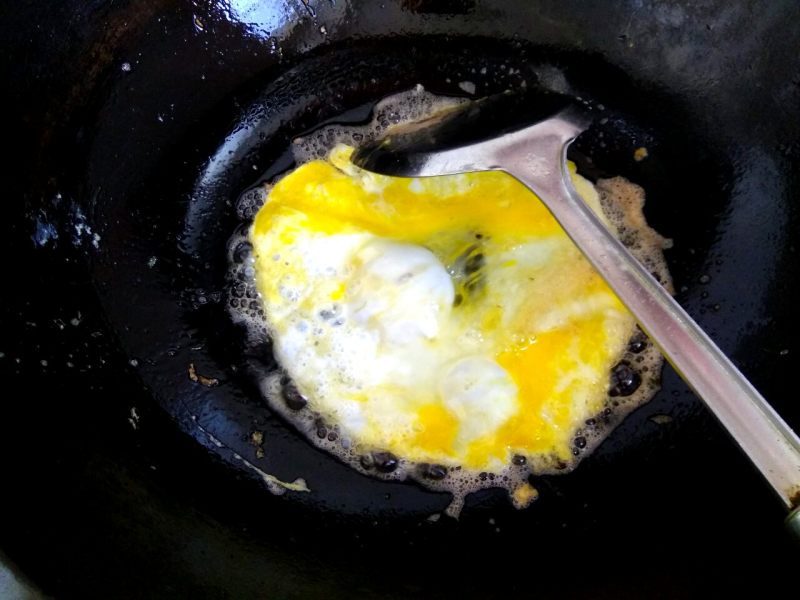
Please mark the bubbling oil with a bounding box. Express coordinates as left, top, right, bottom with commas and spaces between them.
226, 86, 672, 517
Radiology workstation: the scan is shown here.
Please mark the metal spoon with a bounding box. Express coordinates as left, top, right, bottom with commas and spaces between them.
352, 91, 800, 535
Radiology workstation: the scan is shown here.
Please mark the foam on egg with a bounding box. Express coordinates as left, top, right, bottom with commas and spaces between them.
227, 87, 672, 517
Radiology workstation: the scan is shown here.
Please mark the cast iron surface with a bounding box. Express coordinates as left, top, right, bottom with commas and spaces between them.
2, 0, 799, 597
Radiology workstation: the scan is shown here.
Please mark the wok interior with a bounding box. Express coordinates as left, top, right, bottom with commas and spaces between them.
3, 2, 799, 597
83, 33, 782, 580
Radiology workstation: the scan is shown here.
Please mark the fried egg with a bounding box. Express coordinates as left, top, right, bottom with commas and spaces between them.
228, 87, 672, 516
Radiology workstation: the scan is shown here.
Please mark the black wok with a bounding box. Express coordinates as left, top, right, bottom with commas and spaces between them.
2, 0, 799, 597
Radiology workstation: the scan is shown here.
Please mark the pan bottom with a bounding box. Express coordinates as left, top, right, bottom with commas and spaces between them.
86, 37, 732, 523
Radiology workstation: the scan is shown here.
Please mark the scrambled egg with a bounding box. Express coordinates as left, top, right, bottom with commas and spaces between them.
250, 144, 635, 473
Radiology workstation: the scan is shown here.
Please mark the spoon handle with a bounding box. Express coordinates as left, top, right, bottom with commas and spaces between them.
503, 130, 800, 512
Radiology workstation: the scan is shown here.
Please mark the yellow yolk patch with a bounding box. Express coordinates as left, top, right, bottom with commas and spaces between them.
250, 144, 636, 472
511, 482, 539, 509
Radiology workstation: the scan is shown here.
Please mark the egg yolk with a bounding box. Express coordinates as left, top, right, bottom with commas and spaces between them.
251, 144, 635, 472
